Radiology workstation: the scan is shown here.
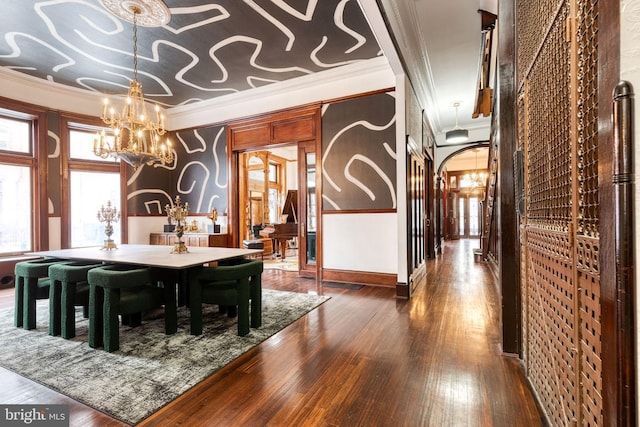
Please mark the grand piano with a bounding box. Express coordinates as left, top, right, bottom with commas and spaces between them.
260, 190, 297, 260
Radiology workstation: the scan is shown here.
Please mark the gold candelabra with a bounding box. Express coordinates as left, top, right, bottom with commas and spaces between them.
207, 208, 221, 234
97, 201, 120, 250
165, 195, 189, 254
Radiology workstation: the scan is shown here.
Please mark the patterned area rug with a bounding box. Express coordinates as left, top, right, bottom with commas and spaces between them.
0, 289, 329, 425
263, 256, 298, 271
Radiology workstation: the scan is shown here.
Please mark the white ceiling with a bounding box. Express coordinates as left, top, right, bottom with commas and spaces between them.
375, 0, 496, 143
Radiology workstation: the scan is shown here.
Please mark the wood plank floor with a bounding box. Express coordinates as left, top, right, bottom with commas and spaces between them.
0, 240, 546, 426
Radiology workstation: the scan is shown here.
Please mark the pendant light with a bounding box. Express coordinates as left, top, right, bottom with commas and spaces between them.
445, 102, 469, 143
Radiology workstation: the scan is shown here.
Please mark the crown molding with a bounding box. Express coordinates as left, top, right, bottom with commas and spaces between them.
0, 56, 394, 130
167, 56, 395, 130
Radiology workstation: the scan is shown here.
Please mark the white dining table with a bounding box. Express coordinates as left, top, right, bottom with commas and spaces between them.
30, 244, 263, 330
29, 244, 261, 269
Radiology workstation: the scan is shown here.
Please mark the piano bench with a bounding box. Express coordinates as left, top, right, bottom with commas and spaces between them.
243, 240, 264, 259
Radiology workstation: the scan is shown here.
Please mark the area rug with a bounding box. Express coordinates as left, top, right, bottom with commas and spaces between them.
263, 256, 298, 271
0, 289, 329, 425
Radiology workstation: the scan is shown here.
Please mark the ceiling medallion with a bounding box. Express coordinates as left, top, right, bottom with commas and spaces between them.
99, 0, 170, 27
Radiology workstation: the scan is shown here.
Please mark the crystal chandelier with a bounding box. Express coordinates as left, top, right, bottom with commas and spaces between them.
94, 0, 172, 169
462, 149, 488, 188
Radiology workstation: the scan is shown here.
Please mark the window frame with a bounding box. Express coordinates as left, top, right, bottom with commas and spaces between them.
0, 98, 47, 255
60, 114, 127, 249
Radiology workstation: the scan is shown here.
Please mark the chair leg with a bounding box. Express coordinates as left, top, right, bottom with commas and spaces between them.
48, 279, 62, 336
237, 282, 250, 336
163, 282, 177, 335
250, 282, 262, 328
189, 280, 203, 335
61, 282, 76, 339
89, 285, 104, 348
14, 276, 24, 328
103, 288, 121, 352
23, 277, 39, 330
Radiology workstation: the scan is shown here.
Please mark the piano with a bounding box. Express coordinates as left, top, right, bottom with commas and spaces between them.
260, 190, 298, 260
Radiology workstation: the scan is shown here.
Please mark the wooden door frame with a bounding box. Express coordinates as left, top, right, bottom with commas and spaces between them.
226, 104, 322, 279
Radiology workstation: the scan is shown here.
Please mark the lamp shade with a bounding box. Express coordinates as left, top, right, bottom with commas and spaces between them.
445, 128, 469, 143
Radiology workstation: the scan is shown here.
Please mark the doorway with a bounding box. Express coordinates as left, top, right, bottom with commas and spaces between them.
237, 143, 318, 277
457, 194, 481, 238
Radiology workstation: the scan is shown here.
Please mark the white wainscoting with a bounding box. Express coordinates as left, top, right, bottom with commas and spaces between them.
322, 212, 397, 274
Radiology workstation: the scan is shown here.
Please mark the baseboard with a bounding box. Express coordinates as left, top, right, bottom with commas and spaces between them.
322, 269, 396, 287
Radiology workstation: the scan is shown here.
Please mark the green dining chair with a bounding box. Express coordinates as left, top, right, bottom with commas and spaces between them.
48, 261, 103, 338
14, 258, 69, 330
189, 259, 263, 336
88, 264, 177, 352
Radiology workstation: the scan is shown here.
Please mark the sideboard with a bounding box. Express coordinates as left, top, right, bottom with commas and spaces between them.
149, 232, 228, 248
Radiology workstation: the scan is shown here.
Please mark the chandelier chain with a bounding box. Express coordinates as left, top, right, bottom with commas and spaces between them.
132, 9, 138, 82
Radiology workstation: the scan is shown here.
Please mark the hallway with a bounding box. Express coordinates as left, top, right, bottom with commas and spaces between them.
0, 240, 545, 426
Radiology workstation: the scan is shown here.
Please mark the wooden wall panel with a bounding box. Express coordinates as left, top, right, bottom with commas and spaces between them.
516, 0, 604, 424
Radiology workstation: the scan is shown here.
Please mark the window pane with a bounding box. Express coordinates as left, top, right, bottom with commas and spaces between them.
69, 129, 117, 162
70, 171, 121, 247
0, 117, 30, 153
469, 197, 479, 236
269, 164, 277, 182
0, 164, 32, 253
458, 197, 465, 236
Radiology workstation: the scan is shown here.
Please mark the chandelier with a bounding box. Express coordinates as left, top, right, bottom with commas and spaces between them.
462, 149, 488, 188
94, 0, 172, 169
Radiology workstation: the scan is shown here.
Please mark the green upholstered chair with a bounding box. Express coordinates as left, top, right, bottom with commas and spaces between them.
48, 261, 103, 338
14, 258, 68, 330
88, 264, 177, 352
189, 259, 263, 336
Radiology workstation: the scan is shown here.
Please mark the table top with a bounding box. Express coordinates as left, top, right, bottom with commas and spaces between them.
29, 244, 262, 269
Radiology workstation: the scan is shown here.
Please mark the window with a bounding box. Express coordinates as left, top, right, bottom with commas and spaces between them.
64, 122, 123, 248
70, 170, 121, 247
268, 163, 278, 183
0, 111, 36, 255
69, 129, 117, 162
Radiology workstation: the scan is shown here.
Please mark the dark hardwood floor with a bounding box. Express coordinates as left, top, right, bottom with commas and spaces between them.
0, 240, 545, 426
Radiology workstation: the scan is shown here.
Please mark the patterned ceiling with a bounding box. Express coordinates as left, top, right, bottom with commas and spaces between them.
0, 0, 382, 108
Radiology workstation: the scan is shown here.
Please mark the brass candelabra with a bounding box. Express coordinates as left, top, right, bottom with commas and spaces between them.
97, 201, 120, 250
165, 195, 189, 254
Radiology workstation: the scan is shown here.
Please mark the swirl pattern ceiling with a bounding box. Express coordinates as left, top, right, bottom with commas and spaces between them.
0, 0, 381, 108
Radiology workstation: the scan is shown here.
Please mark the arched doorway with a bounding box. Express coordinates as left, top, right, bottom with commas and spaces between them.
438, 145, 489, 241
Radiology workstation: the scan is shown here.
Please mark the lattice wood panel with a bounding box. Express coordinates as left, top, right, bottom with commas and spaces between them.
516, 0, 563, 88
517, 0, 602, 425
526, 227, 577, 426
576, 0, 599, 238
577, 236, 602, 426
525, 4, 571, 230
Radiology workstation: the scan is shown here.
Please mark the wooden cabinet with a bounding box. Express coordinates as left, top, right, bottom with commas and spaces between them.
149, 233, 228, 248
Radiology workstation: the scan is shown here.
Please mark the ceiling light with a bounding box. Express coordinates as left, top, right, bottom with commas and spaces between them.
94, 0, 173, 169
445, 102, 469, 143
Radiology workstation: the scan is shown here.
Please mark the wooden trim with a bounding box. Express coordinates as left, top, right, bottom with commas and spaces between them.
497, 0, 520, 354
227, 105, 322, 252
321, 87, 395, 106
599, 0, 632, 424
322, 268, 396, 287
321, 208, 396, 215
35, 110, 48, 251
0, 97, 48, 252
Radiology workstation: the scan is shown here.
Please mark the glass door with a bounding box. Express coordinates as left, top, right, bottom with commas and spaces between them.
298, 141, 317, 277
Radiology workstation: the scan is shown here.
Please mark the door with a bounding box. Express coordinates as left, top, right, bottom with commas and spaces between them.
298, 141, 317, 277
455, 193, 482, 238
